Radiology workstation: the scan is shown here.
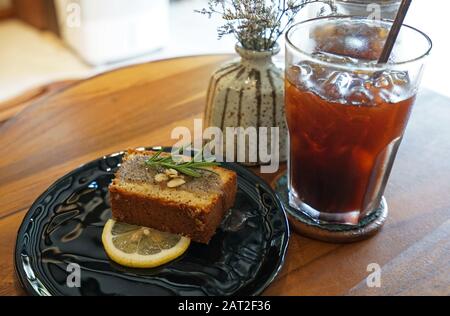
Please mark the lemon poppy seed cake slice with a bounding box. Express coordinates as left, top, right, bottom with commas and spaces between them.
109, 149, 237, 244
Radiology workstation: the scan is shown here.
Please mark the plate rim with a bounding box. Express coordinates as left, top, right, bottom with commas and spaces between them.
14, 146, 290, 296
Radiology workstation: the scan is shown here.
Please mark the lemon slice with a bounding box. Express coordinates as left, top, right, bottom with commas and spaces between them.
102, 219, 190, 268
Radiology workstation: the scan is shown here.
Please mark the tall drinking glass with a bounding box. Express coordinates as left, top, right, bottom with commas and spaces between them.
285, 16, 432, 224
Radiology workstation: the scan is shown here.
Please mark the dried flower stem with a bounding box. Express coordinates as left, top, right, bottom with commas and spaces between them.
196, 0, 336, 51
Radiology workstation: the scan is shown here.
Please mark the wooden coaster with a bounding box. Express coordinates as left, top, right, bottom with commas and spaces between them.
273, 173, 388, 243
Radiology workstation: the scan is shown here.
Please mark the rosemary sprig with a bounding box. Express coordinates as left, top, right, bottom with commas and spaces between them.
145, 147, 220, 178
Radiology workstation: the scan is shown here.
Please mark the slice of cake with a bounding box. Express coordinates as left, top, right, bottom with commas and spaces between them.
109, 149, 237, 244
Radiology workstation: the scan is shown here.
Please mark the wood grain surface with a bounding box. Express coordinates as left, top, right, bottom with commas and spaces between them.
0, 55, 449, 296
0, 80, 76, 124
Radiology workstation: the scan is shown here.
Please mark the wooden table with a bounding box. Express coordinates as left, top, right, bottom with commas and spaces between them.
1, 55, 449, 296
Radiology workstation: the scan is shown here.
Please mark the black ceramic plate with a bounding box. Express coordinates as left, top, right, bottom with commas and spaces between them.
15, 147, 289, 296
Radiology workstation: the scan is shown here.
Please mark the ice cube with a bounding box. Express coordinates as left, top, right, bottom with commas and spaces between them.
298, 62, 314, 80
313, 51, 361, 66
391, 70, 410, 85
286, 65, 302, 86
374, 73, 394, 89
321, 71, 353, 102
346, 86, 375, 106
371, 70, 411, 103
287, 62, 315, 89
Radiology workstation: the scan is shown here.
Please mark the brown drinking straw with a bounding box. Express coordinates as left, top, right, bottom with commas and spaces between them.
378, 0, 413, 64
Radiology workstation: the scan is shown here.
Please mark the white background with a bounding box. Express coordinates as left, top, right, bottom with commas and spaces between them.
0, 0, 449, 102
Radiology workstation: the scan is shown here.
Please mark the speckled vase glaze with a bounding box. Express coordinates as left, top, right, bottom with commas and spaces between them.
204, 44, 288, 165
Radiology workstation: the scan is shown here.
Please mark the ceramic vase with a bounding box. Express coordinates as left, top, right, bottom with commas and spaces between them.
204, 44, 287, 165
